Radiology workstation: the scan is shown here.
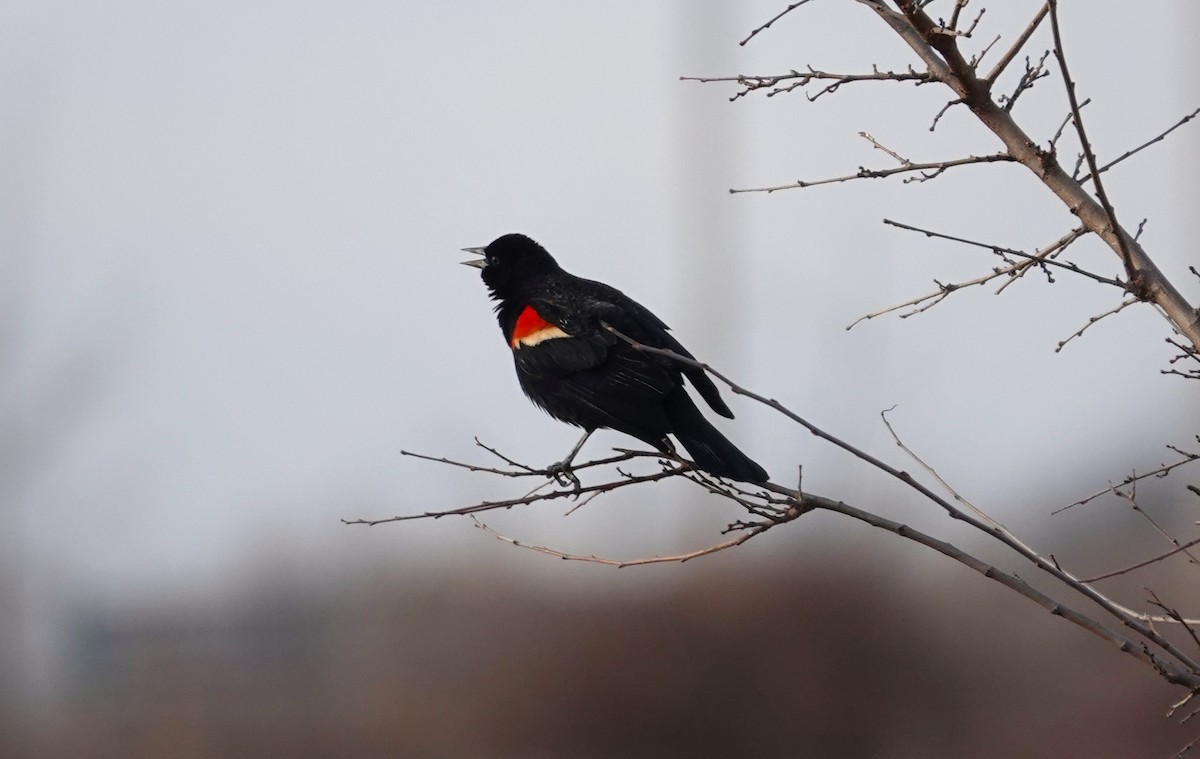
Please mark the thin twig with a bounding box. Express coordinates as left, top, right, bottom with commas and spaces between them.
999, 51, 1050, 113
1169, 691, 1198, 720
1148, 590, 1200, 651
471, 515, 777, 567
969, 34, 1000, 69
343, 461, 687, 526
1048, 0, 1138, 293
1054, 298, 1137, 353
730, 150, 1013, 193
945, 0, 968, 33
474, 437, 540, 471
1169, 734, 1200, 759
984, 3, 1049, 85
1079, 106, 1200, 185
993, 226, 1086, 292
847, 226, 1086, 329
1055, 444, 1200, 513
883, 219, 1124, 289
928, 98, 964, 131
739, 0, 820, 47
1082, 536, 1200, 583
1112, 482, 1200, 567
399, 446, 639, 479
1163, 338, 1200, 381
880, 408, 1008, 532
1048, 97, 1091, 151
936, 6, 983, 39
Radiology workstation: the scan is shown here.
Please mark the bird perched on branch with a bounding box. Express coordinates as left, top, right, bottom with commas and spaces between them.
461, 233, 768, 484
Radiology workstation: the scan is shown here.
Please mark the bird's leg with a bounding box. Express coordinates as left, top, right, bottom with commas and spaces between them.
546, 430, 592, 492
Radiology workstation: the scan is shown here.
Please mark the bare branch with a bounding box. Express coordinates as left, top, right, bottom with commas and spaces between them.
1164, 338, 1200, 381
1055, 442, 1200, 514
998, 51, 1050, 113
847, 226, 1086, 329
1111, 481, 1200, 568
856, 0, 952, 81
878, 0, 1200, 347
983, 2, 1049, 85
814, 494, 1196, 686
872, 409, 1200, 625
596, 323, 1200, 679
845, 274, 981, 327
993, 226, 1087, 293
384, 431, 1200, 689
1047, 1, 1137, 292
1054, 298, 1137, 353
882, 218, 1125, 289
681, 66, 932, 103
880, 407, 1008, 533
398, 2, 1200, 703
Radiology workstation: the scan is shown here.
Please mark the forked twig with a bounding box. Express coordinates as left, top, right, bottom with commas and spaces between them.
882, 219, 1124, 288
847, 226, 1086, 329
983, 2, 1049, 85
1055, 444, 1200, 514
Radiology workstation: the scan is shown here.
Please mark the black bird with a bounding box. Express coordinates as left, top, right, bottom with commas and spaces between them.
461, 233, 768, 484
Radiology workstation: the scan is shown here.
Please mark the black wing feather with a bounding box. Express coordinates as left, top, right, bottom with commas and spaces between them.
529, 287, 734, 419
509, 305, 677, 448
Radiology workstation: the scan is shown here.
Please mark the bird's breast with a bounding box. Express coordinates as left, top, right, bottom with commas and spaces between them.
510, 304, 570, 349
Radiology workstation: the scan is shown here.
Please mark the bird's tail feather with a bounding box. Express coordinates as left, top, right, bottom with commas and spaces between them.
665, 389, 768, 483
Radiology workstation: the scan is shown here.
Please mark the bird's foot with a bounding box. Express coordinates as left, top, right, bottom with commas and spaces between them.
546, 460, 582, 495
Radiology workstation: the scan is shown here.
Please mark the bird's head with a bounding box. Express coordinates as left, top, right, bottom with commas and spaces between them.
461, 233, 561, 300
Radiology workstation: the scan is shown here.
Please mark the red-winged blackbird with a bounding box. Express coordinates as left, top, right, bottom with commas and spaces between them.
461, 233, 768, 484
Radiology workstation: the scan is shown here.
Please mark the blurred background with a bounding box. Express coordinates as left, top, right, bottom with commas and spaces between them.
4, 1, 1200, 756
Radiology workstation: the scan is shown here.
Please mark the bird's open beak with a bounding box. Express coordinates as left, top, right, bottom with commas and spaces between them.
460, 246, 487, 269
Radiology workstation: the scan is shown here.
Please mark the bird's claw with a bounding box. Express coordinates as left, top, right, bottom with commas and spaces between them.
547, 461, 582, 496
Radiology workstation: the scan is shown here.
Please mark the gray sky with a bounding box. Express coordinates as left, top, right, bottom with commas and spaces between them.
4, 0, 1199, 702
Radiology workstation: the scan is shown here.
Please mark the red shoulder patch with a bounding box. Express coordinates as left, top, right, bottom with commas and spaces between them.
510, 305, 569, 349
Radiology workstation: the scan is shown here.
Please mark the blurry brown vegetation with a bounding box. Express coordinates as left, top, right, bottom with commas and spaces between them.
2, 552, 1191, 759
